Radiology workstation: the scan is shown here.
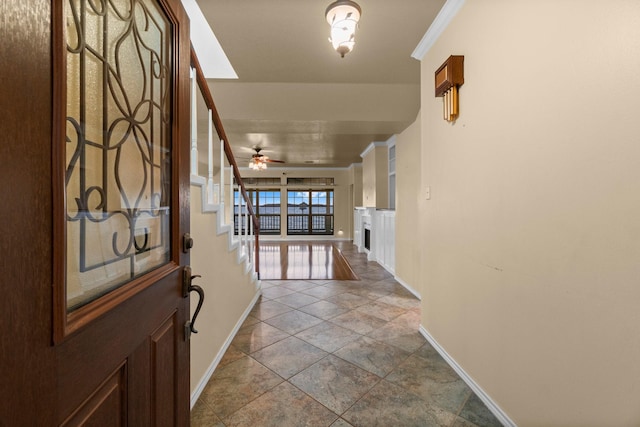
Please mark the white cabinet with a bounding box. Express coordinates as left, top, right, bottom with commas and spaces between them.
373, 210, 395, 273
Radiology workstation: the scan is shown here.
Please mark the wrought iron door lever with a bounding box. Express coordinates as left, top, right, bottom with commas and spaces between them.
183, 266, 205, 337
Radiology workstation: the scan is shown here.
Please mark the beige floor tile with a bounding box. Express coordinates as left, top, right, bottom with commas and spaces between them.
264, 310, 323, 335
333, 336, 410, 377
342, 380, 457, 427
223, 382, 338, 427
232, 322, 290, 353
290, 354, 380, 414
199, 356, 282, 419
251, 336, 328, 379
295, 321, 362, 353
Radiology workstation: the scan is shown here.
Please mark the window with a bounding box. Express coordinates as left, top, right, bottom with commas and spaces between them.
235, 190, 281, 235
287, 190, 334, 235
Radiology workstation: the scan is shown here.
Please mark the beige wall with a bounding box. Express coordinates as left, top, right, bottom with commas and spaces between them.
190, 185, 259, 396
239, 167, 357, 239
375, 146, 389, 209
350, 164, 363, 207
362, 148, 376, 207
361, 143, 389, 208
415, 1, 640, 425
394, 112, 422, 295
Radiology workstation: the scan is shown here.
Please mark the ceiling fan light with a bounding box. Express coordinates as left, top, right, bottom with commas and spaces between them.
250, 158, 268, 171
325, 0, 361, 58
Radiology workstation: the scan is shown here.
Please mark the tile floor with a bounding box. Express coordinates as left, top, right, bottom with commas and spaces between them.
191, 243, 503, 427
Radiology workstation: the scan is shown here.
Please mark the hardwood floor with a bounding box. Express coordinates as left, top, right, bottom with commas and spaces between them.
259, 242, 359, 281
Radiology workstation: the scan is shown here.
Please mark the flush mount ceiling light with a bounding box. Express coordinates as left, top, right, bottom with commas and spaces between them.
325, 0, 361, 58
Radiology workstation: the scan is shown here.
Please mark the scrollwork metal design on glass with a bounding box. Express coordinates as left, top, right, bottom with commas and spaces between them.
65, 0, 172, 310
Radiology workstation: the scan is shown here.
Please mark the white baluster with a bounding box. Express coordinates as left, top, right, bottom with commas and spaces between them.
190, 67, 198, 176
207, 109, 214, 204
229, 166, 233, 224
219, 139, 225, 206
244, 196, 249, 253
238, 189, 243, 244
249, 217, 254, 267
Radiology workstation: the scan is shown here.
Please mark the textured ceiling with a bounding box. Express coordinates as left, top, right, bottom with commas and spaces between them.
195, 0, 445, 168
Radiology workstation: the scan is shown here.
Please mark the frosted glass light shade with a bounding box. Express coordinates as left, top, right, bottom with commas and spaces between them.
325, 0, 361, 58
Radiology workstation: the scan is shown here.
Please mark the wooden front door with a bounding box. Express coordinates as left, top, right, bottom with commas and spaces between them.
0, 0, 192, 425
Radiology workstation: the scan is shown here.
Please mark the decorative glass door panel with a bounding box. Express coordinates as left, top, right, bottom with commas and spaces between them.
64, 0, 172, 311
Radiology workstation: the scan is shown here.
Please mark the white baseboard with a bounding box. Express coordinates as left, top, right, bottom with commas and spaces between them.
190, 289, 262, 409
394, 276, 421, 300
418, 326, 516, 427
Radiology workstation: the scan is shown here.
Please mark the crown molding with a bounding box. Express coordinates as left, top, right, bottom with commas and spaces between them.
411, 0, 466, 61
360, 141, 388, 159
386, 135, 397, 147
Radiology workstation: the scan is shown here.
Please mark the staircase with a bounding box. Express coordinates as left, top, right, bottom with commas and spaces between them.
189, 46, 260, 285
188, 47, 262, 406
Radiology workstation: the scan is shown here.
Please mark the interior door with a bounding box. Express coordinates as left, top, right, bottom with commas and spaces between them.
0, 0, 191, 425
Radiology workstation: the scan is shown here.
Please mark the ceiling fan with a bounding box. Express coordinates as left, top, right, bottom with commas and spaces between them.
247, 148, 285, 170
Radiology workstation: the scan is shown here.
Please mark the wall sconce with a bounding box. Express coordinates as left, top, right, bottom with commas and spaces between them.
325, 0, 361, 58
435, 55, 464, 122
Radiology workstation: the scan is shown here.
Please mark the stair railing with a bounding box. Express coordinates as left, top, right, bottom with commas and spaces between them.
190, 46, 260, 278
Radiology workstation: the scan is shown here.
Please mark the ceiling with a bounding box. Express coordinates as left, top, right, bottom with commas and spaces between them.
195, 0, 445, 168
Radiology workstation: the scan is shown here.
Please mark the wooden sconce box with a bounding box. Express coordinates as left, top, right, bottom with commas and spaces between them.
435, 55, 464, 97
435, 55, 464, 122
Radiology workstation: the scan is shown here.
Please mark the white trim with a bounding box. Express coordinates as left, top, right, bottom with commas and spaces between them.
348, 163, 363, 169
190, 289, 262, 409
190, 175, 206, 186
394, 275, 421, 300
238, 166, 353, 172
418, 326, 517, 427
360, 141, 388, 159
411, 0, 466, 60
386, 135, 397, 148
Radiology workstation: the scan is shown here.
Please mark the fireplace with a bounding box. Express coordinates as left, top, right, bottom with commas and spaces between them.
364, 227, 371, 251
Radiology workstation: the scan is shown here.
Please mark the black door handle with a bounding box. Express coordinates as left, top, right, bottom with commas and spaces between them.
183, 266, 205, 335
187, 282, 204, 334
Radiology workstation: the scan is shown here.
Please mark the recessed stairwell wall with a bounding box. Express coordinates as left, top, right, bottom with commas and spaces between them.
189, 182, 260, 404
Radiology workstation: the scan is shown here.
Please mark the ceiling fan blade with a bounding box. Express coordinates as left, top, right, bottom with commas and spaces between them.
265, 159, 285, 163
